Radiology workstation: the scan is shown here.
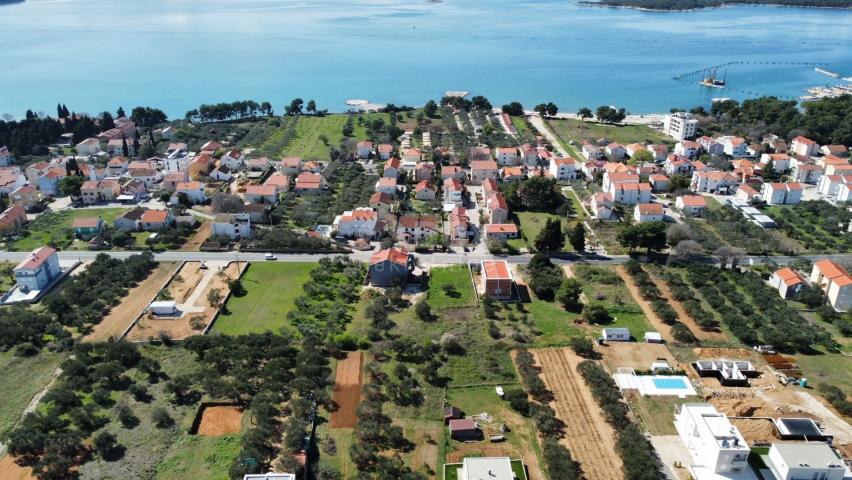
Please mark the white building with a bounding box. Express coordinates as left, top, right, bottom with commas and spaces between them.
691, 171, 737, 193
243, 474, 296, 480
761, 182, 802, 205
149, 301, 177, 316
608, 182, 651, 205
663, 112, 698, 141
452, 457, 517, 480
333, 207, 378, 239
791, 136, 820, 157
634, 203, 664, 223
549, 157, 577, 180
0, 146, 12, 166
14, 246, 61, 292
212, 213, 251, 240
766, 443, 848, 480
810, 260, 852, 312
720, 136, 748, 157
75, 138, 101, 156
602, 327, 630, 341
175, 181, 207, 204
769, 267, 807, 299
675, 403, 751, 479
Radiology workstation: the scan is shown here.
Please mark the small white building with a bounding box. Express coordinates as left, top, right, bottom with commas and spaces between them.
212, 213, 251, 240
769, 267, 807, 299
452, 457, 517, 480
243, 474, 296, 480
149, 301, 177, 316
14, 246, 61, 292
766, 443, 848, 480
548, 157, 577, 180
634, 203, 664, 223
602, 327, 630, 342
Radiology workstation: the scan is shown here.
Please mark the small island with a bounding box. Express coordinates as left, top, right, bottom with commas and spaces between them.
580, 0, 852, 10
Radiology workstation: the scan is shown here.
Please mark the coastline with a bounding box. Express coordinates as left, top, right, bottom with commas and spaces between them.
578, 1, 852, 11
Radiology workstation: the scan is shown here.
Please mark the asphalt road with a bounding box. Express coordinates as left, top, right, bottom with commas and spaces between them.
0, 249, 848, 267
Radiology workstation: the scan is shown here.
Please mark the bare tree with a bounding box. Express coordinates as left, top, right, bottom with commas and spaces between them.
210, 193, 244, 213
675, 240, 705, 259
715, 245, 746, 269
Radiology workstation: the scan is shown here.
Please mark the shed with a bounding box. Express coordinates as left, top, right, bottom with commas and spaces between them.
644, 332, 663, 343
149, 301, 177, 316
444, 406, 462, 424
448, 419, 481, 441
602, 327, 630, 342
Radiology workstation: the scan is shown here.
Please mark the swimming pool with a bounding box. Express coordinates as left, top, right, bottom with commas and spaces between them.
652, 377, 688, 390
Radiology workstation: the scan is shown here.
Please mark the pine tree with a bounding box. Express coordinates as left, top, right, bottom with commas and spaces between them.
569, 222, 586, 252
534, 218, 565, 253
117, 106, 125, 118
121, 134, 129, 157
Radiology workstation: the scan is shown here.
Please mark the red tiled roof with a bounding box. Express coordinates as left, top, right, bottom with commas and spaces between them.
72, 217, 101, 229
370, 247, 409, 266
774, 267, 806, 287
141, 210, 169, 224
678, 195, 706, 207
636, 203, 664, 215
484, 223, 518, 234
482, 260, 511, 280
15, 246, 56, 270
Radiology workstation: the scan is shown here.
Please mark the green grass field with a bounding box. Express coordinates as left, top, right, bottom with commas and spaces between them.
0, 261, 16, 291
0, 350, 65, 436
13, 208, 129, 251
526, 299, 583, 347
427, 266, 477, 309
574, 265, 654, 340
156, 434, 241, 480
214, 262, 315, 335
256, 113, 391, 160
545, 118, 671, 147
514, 211, 574, 252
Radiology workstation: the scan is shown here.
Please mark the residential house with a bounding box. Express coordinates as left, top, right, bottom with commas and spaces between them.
441, 165, 465, 181
122, 178, 147, 200
760, 153, 791, 172
369, 192, 393, 219
188, 153, 214, 180
468, 146, 492, 162
220, 149, 245, 171
175, 181, 206, 204
625, 143, 646, 158
581, 142, 604, 161
414, 181, 436, 201
356, 141, 374, 159
664, 156, 693, 176
414, 162, 435, 182
80, 179, 121, 204
0, 146, 14, 166
481, 260, 514, 300
820, 145, 849, 157
764, 443, 848, 480
128, 161, 161, 189
676, 195, 707, 215
810, 260, 852, 311
495, 147, 518, 166
451, 457, 521, 480
98, 117, 136, 141
817, 174, 847, 197
140, 209, 172, 231
107, 156, 128, 175
209, 165, 232, 182
487, 192, 509, 224
368, 247, 413, 287
609, 182, 651, 204
375, 177, 398, 195
720, 136, 748, 157
377, 144, 394, 160
106, 138, 133, 157
675, 141, 700, 160
444, 178, 465, 205
279, 157, 302, 175
791, 135, 819, 157
72, 217, 104, 238
549, 157, 577, 180
501, 166, 525, 182
14, 246, 61, 292
825, 163, 852, 177
38, 170, 65, 196
402, 148, 422, 166
263, 173, 290, 194
75, 138, 101, 156
735, 183, 761, 203
246, 157, 269, 171
0, 205, 27, 231
469, 160, 499, 185
212, 213, 251, 240
162, 172, 188, 193
484, 223, 519, 241
663, 111, 698, 140
649, 174, 670, 192
690, 171, 736, 193
294, 172, 325, 194
634, 203, 664, 223
761, 182, 802, 205
243, 185, 277, 204
160, 126, 176, 140
602, 171, 639, 192
674, 403, 750, 478
396, 215, 439, 243
449, 206, 470, 240
482, 178, 499, 197
114, 208, 145, 231
10, 185, 40, 210
591, 192, 614, 220
648, 144, 668, 162
0, 171, 27, 196
521, 144, 540, 166
383, 157, 401, 179
333, 208, 378, 239
25, 161, 50, 186
769, 267, 807, 299
605, 143, 626, 161
697, 136, 724, 156
790, 163, 822, 184
199, 140, 221, 154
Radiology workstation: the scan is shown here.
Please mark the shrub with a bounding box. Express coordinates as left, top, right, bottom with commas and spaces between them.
152, 407, 174, 428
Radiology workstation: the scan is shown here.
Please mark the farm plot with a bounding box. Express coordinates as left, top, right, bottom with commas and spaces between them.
574, 265, 653, 340
196, 405, 243, 436
598, 341, 679, 372
83, 262, 179, 342
330, 351, 363, 428
614, 265, 675, 343
126, 261, 245, 341
531, 348, 623, 479
646, 269, 729, 344
0, 455, 35, 480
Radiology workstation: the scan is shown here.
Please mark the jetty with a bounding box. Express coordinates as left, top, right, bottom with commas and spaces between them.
815, 67, 840, 78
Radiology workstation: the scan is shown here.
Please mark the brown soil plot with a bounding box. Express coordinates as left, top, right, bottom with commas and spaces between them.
0, 455, 36, 480
599, 341, 680, 372
614, 265, 676, 343
648, 271, 728, 343
84, 262, 179, 342
168, 262, 205, 303
181, 220, 211, 251
330, 351, 363, 428
532, 348, 624, 479
196, 405, 243, 436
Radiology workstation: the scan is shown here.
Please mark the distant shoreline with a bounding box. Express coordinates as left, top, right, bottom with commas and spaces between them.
0, 0, 25, 5
578, 1, 852, 11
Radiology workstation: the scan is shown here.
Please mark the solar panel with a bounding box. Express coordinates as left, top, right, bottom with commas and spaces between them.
778, 418, 822, 438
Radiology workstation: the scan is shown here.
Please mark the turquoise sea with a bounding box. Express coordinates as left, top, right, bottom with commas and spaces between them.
1, 0, 851, 117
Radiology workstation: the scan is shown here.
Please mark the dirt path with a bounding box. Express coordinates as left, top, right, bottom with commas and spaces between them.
614, 265, 676, 343
330, 351, 363, 428
647, 272, 727, 343
181, 221, 211, 251
0, 455, 35, 480
532, 348, 623, 479
84, 262, 179, 342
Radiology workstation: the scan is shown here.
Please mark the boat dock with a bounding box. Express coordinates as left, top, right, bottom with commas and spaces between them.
815, 67, 840, 78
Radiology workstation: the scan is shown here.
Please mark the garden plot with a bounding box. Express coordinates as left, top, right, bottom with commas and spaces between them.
0, 455, 35, 480
195, 405, 243, 436
531, 348, 623, 479
126, 261, 245, 341
84, 262, 179, 342
330, 351, 362, 429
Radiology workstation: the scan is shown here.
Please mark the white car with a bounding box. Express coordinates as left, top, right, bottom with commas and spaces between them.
264, 253, 276, 260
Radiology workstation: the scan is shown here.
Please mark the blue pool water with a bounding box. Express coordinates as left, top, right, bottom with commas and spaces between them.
652, 377, 688, 390
1, 0, 852, 117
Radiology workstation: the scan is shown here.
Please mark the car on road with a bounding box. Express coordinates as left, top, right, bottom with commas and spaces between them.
264, 253, 277, 260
